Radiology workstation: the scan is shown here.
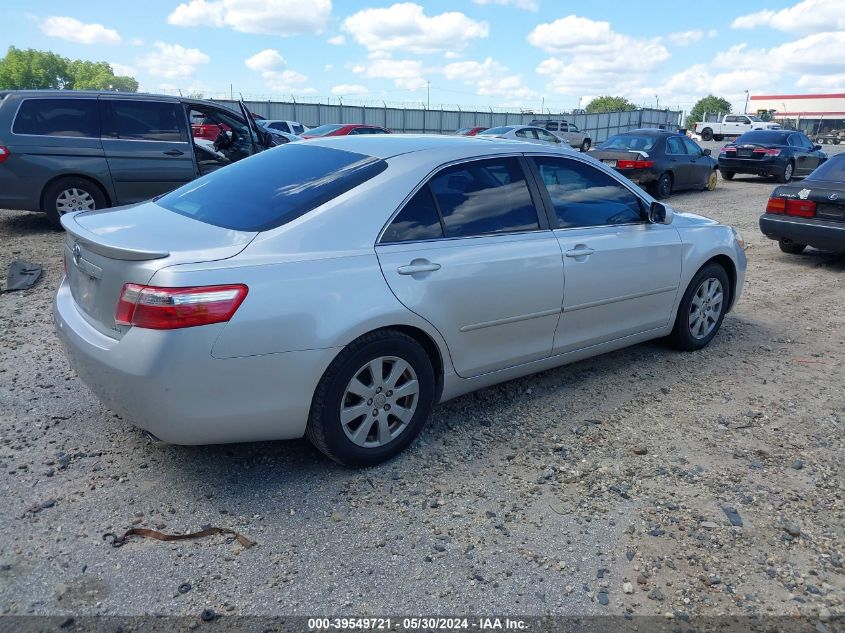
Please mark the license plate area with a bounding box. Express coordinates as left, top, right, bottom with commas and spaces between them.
68, 256, 102, 315
602, 159, 617, 167
816, 204, 845, 221
737, 149, 753, 157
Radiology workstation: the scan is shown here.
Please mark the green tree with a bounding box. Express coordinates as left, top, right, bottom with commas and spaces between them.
686, 94, 732, 128
0, 47, 137, 92
585, 96, 636, 113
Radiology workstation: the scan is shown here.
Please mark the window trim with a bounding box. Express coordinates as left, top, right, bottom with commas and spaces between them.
523, 153, 649, 232
11, 96, 101, 140
376, 153, 550, 245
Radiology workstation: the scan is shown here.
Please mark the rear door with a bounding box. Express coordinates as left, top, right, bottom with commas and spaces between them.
99, 98, 195, 205
376, 156, 563, 377
527, 155, 682, 354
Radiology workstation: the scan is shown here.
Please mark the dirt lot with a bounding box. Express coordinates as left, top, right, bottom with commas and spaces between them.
0, 151, 843, 623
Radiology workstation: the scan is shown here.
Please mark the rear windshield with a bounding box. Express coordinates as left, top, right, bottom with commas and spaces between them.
736, 131, 790, 145
806, 155, 845, 181
304, 124, 344, 136
13, 98, 100, 137
598, 135, 658, 151
157, 144, 387, 231
480, 126, 514, 135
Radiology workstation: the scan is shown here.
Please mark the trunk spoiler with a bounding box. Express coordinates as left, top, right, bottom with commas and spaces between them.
61, 212, 170, 261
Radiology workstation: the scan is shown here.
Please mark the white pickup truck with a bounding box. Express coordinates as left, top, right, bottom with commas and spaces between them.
694, 114, 780, 141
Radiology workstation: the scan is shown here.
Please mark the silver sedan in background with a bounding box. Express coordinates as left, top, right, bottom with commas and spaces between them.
55, 135, 746, 466
476, 125, 565, 147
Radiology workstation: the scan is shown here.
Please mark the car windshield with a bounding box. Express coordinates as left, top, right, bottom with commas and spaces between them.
157, 144, 387, 231
304, 124, 345, 136
479, 126, 514, 135
598, 135, 658, 151
737, 131, 790, 145
806, 156, 845, 182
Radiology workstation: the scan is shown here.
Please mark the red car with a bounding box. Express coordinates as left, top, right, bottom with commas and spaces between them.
454, 126, 488, 136
301, 124, 390, 139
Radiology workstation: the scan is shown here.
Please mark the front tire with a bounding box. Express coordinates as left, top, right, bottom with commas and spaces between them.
700, 128, 713, 141
705, 170, 718, 191
670, 263, 730, 351
653, 172, 673, 199
777, 161, 794, 183
306, 330, 436, 467
778, 239, 806, 254
42, 177, 107, 229
580, 139, 591, 152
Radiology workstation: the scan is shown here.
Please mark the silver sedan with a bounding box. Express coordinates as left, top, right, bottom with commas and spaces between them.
476, 125, 565, 147
55, 135, 746, 466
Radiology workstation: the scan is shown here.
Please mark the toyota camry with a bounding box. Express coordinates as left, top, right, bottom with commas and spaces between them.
55, 135, 746, 466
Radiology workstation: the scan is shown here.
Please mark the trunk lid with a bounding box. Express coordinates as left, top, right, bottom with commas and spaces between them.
61, 201, 257, 339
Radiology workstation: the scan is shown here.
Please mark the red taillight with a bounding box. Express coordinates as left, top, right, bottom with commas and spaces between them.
766, 197, 816, 217
0, 146, 10, 164
115, 283, 248, 330
785, 199, 816, 217
721, 146, 736, 153
766, 197, 786, 214
616, 159, 654, 169
753, 148, 781, 156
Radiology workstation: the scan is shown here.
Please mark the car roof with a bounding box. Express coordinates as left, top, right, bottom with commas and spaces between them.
304, 134, 578, 160
622, 128, 674, 136
2, 89, 238, 110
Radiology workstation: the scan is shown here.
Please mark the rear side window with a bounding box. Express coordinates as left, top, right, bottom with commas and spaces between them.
157, 144, 387, 231
429, 158, 539, 238
666, 137, 687, 154
101, 100, 187, 142
531, 156, 643, 228
381, 186, 444, 243
13, 98, 99, 137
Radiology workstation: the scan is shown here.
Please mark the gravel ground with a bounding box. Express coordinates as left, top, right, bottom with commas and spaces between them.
0, 148, 843, 623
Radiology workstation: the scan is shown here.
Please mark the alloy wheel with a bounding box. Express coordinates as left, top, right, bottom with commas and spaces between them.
688, 278, 724, 340
56, 188, 96, 214
340, 356, 419, 448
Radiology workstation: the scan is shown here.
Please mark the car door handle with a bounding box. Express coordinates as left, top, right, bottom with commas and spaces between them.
564, 246, 595, 258
397, 261, 441, 275
163, 149, 185, 156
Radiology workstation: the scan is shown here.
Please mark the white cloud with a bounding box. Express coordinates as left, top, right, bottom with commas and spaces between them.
245, 49, 286, 72
796, 73, 845, 90
40, 16, 121, 45
168, 0, 332, 36
137, 42, 210, 79
667, 30, 704, 46
342, 3, 489, 54
472, 0, 538, 11
110, 63, 137, 77
713, 33, 845, 76
708, 29, 718, 38
732, 0, 845, 34
530, 16, 670, 98
331, 83, 369, 95
442, 57, 538, 100
328, 35, 345, 45
244, 49, 311, 93
352, 56, 427, 90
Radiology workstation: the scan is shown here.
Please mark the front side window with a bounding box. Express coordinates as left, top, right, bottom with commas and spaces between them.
681, 137, 703, 156
429, 158, 539, 238
157, 144, 387, 232
531, 156, 643, 229
381, 186, 444, 243
101, 100, 187, 142
270, 122, 291, 133
13, 98, 99, 137
725, 116, 738, 123
569, 124, 579, 133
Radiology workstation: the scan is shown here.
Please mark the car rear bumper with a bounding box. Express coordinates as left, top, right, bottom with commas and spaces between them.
759, 214, 845, 252
613, 168, 657, 185
718, 158, 783, 176
54, 278, 338, 444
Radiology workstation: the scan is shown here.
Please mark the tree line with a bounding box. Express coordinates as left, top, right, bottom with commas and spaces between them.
0, 47, 138, 92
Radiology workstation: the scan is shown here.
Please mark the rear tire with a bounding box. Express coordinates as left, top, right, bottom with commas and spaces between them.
700, 128, 713, 141
778, 239, 806, 254
580, 139, 591, 152
720, 170, 735, 181
777, 161, 794, 183
670, 263, 730, 351
306, 329, 436, 467
42, 177, 107, 229
653, 172, 673, 199
713, 134, 724, 142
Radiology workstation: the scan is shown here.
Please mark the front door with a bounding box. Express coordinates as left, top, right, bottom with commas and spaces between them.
99, 98, 196, 205
527, 155, 683, 354
665, 136, 692, 189
376, 156, 563, 378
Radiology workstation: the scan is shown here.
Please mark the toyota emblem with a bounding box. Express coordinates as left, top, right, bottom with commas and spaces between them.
72, 243, 81, 265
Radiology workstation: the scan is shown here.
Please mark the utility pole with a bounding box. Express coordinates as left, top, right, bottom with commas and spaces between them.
744, 89, 750, 114
655, 94, 659, 110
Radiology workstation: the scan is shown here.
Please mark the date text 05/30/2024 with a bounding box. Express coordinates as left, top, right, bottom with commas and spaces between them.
308, 617, 529, 630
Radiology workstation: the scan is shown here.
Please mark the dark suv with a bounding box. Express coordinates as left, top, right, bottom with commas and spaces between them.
0, 90, 274, 227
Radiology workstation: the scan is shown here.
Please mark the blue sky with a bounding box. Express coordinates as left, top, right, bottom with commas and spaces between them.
4, 0, 844, 114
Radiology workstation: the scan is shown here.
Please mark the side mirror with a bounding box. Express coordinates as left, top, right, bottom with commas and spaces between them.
814, 144, 822, 151
703, 148, 712, 156
648, 201, 673, 225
